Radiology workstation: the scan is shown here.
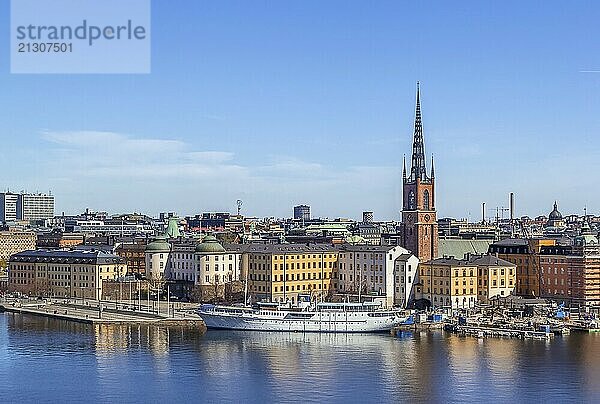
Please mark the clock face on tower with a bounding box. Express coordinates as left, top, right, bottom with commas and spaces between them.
424, 214, 431, 222
406, 213, 413, 223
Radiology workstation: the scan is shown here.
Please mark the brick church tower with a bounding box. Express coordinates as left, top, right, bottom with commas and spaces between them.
401, 83, 438, 262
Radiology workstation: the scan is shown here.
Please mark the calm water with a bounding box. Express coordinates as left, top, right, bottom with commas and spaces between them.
1, 313, 599, 403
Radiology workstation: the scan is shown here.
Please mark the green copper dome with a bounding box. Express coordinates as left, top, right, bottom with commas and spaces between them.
145, 236, 171, 253
195, 235, 226, 253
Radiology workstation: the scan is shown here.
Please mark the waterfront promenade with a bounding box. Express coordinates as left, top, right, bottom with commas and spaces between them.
0, 297, 204, 327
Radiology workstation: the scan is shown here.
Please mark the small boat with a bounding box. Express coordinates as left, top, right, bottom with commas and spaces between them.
197, 301, 408, 333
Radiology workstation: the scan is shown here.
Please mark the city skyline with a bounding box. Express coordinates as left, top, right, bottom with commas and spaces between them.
1, 1, 599, 219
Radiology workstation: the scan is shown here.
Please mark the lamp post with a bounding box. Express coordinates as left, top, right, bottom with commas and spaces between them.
119, 278, 123, 310
156, 282, 161, 316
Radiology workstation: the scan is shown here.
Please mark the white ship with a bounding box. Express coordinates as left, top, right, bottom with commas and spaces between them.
197, 301, 408, 333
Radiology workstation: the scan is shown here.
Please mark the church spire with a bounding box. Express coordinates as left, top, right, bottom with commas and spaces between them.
430, 154, 435, 178
410, 82, 428, 182
402, 154, 407, 180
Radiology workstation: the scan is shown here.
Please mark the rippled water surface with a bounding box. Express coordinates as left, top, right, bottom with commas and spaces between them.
1, 313, 599, 403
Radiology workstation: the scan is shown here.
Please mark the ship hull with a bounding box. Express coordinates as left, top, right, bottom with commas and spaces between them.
198, 310, 404, 333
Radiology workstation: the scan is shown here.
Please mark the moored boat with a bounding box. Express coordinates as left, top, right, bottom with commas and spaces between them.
197, 301, 408, 333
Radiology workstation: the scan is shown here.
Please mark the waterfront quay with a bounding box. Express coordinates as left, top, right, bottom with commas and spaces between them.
0, 297, 205, 327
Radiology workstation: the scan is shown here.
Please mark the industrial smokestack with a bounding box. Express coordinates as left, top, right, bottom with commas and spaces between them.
482, 202, 486, 224
509, 192, 515, 237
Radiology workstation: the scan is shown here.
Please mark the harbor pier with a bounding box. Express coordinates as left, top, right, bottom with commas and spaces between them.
0, 298, 205, 328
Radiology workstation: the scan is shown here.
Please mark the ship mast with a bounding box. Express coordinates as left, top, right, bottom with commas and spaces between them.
244, 266, 249, 305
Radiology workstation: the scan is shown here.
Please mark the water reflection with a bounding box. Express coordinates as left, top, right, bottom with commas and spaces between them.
1, 313, 599, 403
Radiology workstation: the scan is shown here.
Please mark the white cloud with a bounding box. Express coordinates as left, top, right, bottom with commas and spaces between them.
40, 130, 401, 218
42, 130, 184, 153
42, 130, 245, 179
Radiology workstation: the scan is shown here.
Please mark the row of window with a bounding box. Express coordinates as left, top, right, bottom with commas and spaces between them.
250, 254, 335, 260
250, 261, 337, 271
541, 267, 566, 274
425, 287, 476, 296
339, 253, 385, 260
9, 272, 33, 278
269, 283, 331, 292
341, 263, 384, 271
250, 272, 336, 282
203, 274, 234, 283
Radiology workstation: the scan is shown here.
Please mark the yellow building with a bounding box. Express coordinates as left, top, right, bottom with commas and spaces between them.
417, 257, 478, 309
469, 254, 517, 302
8, 249, 126, 299
243, 244, 338, 304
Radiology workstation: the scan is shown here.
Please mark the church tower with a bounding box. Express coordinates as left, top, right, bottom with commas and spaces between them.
401, 83, 438, 262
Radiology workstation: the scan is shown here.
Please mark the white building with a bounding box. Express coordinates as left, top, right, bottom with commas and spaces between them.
168, 242, 196, 282
337, 243, 419, 308
394, 253, 420, 308
191, 236, 241, 286
145, 236, 171, 280
0, 192, 54, 222
145, 235, 241, 286
19, 193, 55, 221
74, 220, 154, 236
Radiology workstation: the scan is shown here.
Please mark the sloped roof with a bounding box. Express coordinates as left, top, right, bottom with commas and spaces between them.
438, 239, 493, 258
10, 249, 124, 264
490, 238, 528, 247
468, 254, 515, 267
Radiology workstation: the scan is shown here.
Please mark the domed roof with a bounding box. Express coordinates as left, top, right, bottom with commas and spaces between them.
145, 236, 171, 253
195, 235, 226, 253
548, 201, 562, 220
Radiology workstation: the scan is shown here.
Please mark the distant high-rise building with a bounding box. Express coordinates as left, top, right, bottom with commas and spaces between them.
0, 193, 19, 222
293, 205, 310, 221
1, 192, 54, 222
362, 211, 374, 223
17, 193, 55, 221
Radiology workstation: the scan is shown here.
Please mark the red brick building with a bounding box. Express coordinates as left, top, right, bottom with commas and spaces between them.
401, 83, 438, 262
539, 245, 572, 300
491, 234, 600, 306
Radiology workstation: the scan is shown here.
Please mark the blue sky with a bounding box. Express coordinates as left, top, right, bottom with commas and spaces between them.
1, 1, 599, 220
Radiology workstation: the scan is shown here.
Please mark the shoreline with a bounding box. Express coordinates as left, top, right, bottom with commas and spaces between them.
0, 300, 206, 328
